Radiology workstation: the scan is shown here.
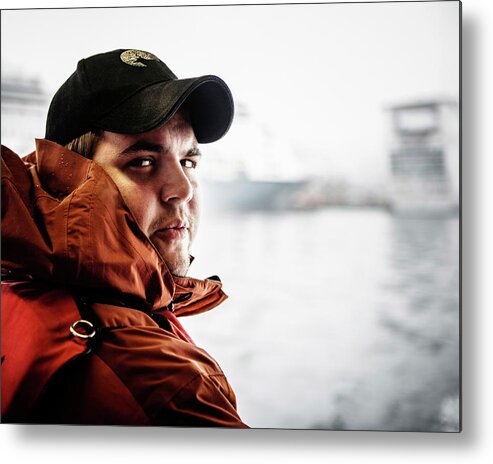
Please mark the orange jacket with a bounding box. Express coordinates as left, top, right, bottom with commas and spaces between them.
1, 141, 247, 427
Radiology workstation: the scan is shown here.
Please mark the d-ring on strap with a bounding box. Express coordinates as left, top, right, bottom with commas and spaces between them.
69, 319, 96, 339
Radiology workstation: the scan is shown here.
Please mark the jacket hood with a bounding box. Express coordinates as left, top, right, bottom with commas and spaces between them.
1, 140, 227, 315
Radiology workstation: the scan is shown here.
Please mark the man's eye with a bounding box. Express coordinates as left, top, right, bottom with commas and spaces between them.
182, 159, 197, 169
129, 158, 154, 167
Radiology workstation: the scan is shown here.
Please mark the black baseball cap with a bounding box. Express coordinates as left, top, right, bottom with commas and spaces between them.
45, 49, 234, 146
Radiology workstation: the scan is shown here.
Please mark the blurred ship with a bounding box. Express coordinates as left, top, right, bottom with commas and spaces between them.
1, 75, 49, 155
204, 173, 307, 211
387, 99, 459, 216
202, 103, 308, 211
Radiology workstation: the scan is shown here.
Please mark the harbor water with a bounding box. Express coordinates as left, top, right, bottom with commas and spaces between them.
186, 207, 460, 431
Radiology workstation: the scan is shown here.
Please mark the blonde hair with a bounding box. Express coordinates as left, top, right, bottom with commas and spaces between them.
64, 130, 101, 158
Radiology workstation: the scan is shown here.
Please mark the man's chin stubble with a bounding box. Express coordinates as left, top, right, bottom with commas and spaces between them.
159, 247, 191, 277
165, 258, 190, 277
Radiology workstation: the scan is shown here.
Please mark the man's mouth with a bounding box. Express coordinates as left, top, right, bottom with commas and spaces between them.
154, 221, 190, 241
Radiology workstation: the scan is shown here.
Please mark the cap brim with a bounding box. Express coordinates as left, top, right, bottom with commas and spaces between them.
94, 75, 234, 144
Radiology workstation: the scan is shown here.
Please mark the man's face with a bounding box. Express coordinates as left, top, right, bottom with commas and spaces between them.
92, 111, 201, 277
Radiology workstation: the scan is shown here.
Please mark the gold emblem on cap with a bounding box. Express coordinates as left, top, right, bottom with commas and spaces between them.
120, 49, 158, 67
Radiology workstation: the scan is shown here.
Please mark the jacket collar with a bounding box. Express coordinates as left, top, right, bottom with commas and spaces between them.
1, 139, 227, 316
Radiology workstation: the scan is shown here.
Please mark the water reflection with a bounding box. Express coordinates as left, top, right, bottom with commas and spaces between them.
186, 208, 460, 431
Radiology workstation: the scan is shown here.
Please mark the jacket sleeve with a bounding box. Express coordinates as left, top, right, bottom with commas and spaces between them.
87, 306, 249, 428
30, 350, 248, 427
31, 313, 249, 427
157, 372, 248, 428
90, 323, 249, 428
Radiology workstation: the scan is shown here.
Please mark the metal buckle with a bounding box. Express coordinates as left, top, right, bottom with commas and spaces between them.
70, 319, 96, 339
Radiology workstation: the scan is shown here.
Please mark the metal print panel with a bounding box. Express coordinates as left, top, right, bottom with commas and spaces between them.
1, 1, 460, 431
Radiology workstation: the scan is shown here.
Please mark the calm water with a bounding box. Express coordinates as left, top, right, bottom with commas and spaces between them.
186, 208, 460, 431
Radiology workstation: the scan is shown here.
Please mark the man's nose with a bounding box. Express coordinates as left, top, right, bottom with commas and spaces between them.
160, 160, 194, 204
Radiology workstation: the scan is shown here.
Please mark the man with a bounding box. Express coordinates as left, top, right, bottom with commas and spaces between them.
1, 49, 247, 427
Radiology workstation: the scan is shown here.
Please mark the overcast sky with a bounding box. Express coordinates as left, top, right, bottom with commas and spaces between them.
1, 2, 459, 185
